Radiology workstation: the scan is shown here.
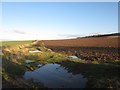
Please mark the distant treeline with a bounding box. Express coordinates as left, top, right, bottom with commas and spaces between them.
77, 33, 120, 39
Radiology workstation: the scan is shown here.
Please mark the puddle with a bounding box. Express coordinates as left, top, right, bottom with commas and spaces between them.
68, 56, 78, 59
29, 50, 41, 53
23, 63, 87, 88
25, 60, 35, 64
68, 55, 80, 59
68, 55, 82, 60
37, 64, 43, 67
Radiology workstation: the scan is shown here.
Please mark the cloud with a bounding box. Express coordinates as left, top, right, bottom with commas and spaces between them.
57, 34, 82, 38
12, 30, 29, 34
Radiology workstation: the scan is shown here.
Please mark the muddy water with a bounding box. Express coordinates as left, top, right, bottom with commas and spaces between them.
23, 63, 87, 88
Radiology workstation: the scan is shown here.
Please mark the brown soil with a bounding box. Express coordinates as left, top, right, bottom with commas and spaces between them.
43, 36, 119, 47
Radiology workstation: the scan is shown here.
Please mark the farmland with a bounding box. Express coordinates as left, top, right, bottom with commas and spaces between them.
43, 35, 119, 47
1, 33, 120, 89
46, 46, 119, 61
42, 34, 119, 62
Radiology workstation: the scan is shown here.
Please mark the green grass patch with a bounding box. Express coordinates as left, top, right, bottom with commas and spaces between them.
1, 40, 33, 46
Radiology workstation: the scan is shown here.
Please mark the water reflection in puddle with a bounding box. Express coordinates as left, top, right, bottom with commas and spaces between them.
23, 63, 87, 88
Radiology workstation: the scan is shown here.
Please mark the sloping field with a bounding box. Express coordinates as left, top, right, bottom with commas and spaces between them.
43, 36, 119, 47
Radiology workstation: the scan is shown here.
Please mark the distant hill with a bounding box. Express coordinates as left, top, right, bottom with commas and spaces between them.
77, 33, 120, 39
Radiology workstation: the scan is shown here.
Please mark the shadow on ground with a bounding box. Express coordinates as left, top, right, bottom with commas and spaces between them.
59, 60, 120, 89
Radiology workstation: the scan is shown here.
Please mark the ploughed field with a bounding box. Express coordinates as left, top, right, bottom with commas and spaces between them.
43, 36, 119, 47
42, 35, 119, 61
46, 46, 119, 61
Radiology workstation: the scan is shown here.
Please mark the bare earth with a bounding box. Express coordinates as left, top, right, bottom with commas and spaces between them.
43, 36, 119, 47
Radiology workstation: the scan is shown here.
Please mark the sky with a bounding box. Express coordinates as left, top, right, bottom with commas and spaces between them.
1, 2, 118, 40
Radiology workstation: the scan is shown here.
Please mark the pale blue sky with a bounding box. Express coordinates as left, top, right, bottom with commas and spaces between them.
1, 2, 118, 40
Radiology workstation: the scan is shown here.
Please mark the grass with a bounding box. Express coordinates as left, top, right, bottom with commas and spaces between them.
2, 58, 25, 79
1, 40, 33, 46
60, 60, 120, 89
